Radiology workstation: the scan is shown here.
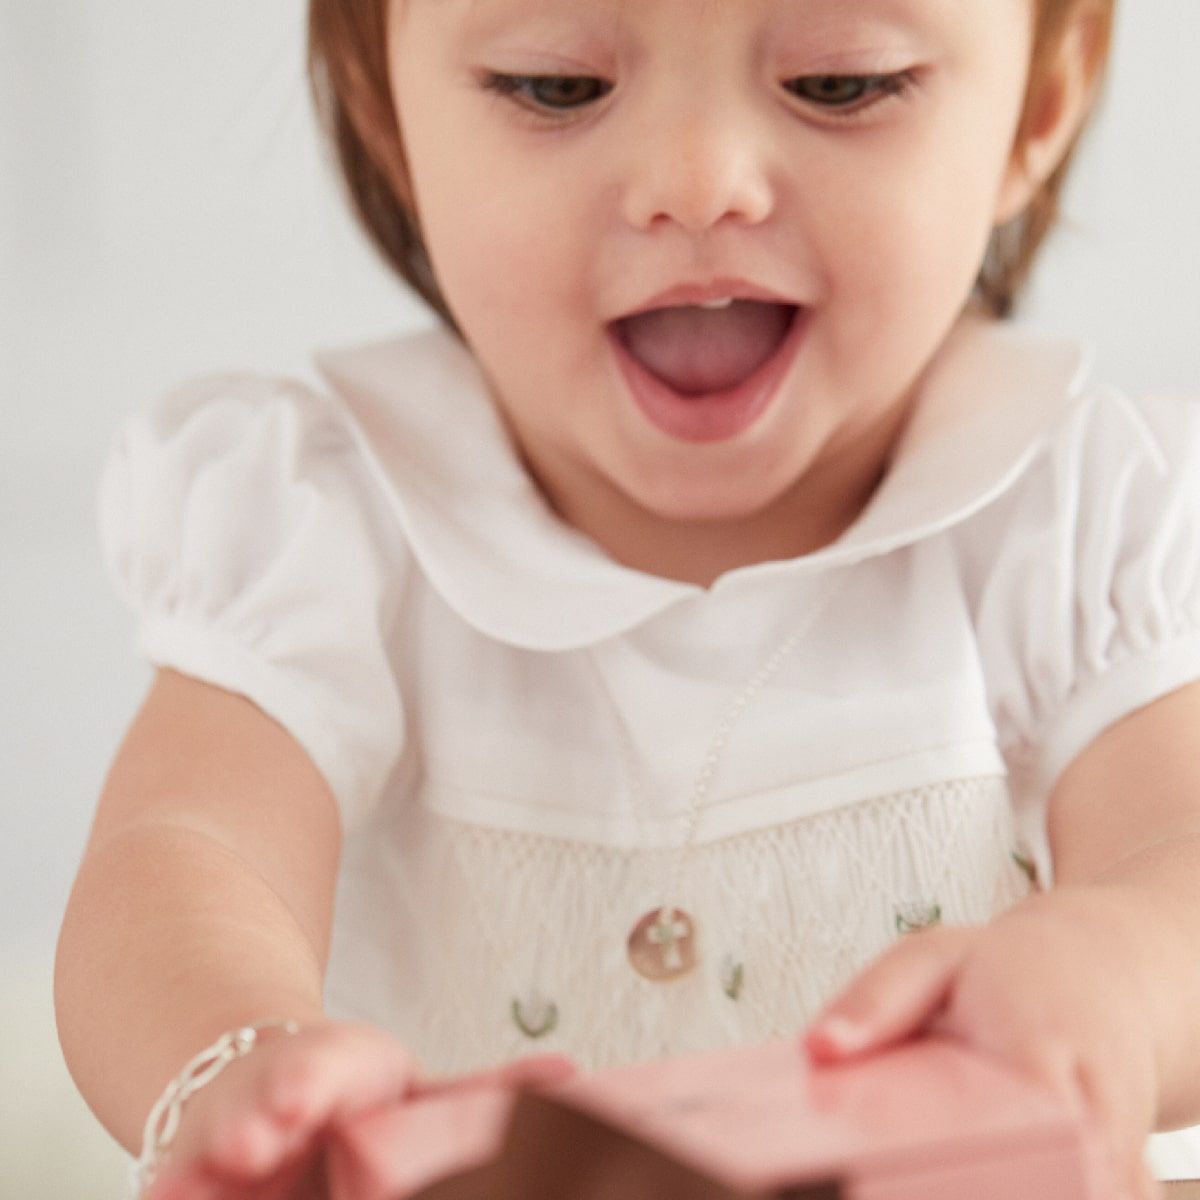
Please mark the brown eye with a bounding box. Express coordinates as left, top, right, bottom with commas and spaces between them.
527, 76, 606, 109
789, 75, 873, 106
482, 73, 612, 115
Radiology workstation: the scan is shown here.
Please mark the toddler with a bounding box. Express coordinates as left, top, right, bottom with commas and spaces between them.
57, 1, 1200, 1198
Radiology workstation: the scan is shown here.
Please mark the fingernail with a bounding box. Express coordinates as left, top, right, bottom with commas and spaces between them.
806, 1015, 872, 1058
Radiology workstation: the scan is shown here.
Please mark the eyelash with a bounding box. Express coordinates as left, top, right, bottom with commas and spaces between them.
479, 70, 920, 128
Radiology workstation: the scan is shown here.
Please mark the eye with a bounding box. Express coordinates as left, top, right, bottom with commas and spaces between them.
480, 73, 612, 121
479, 69, 919, 127
786, 72, 919, 118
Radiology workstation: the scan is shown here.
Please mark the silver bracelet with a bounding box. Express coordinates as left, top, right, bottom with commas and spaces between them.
128, 1018, 302, 1199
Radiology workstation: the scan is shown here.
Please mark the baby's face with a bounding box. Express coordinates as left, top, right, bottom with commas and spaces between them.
387, 0, 1036, 558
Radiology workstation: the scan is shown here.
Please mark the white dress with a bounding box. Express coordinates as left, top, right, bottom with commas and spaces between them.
98, 313, 1200, 1172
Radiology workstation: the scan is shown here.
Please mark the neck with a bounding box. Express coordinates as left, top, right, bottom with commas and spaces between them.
525, 399, 915, 590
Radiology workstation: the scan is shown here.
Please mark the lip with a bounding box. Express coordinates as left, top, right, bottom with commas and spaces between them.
617, 277, 803, 319
607, 304, 810, 445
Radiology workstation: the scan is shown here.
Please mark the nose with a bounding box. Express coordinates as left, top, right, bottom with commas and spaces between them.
621, 105, 776, 234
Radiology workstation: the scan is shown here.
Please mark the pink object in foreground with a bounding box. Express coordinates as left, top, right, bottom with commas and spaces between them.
326, 1034, 1110, 1199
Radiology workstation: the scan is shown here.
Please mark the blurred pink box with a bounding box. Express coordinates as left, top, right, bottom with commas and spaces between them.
329, 1033, 1110, 1199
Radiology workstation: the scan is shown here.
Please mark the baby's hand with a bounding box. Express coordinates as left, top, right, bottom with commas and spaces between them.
146, 1019, 575, 1200
800, 889, 1163, 1200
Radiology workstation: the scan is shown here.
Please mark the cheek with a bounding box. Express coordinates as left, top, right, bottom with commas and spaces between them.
402, 121, 581, 334
814, 124, 1013, 311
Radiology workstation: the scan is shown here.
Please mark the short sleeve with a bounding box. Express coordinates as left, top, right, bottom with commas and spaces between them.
971, 388, 1200, 876
97, 371, 407, 828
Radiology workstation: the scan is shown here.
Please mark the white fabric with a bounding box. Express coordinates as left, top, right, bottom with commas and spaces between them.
97, 314, 1200, 1173
97, 373, 409, 827
331, 776, 1029, 1073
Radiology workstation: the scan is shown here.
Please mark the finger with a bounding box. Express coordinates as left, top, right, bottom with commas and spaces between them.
493, 1053, 578, 1087
256, 1139, 330, 1200
802, 927, 973, 1063
414, 1054, 578, 1098
204, 1109, 308, 1183
145, 1170, 189, 1200
1074, 1056, 1159, 1200
943, 1036, 1157, 1200
146, 1166, 221, 1200
260, 1028, 422, 1130
198, 1030, 418, 1182
178, 1144, 325, 1200
985, 1039, 1090, 1123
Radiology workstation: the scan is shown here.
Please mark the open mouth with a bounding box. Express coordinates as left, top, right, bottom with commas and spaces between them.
606, 301, 808, 444
611, 300, 800, 395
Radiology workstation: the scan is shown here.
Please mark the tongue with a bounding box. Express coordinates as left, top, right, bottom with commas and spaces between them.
617, 300, 795, 395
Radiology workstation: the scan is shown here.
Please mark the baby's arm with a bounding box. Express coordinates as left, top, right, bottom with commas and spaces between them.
54, 667, 402, 1170
803, 684, 1200, 1200
1040, 683, 1200, 1130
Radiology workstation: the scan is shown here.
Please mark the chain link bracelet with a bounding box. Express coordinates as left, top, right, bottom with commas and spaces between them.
128, 1018, 302, 1199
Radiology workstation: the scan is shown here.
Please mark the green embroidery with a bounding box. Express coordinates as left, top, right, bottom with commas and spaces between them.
1011, 850, 1038, 886
719, 956, 745, 1001
895, 902, 942, 934
511, 995, 559, 1039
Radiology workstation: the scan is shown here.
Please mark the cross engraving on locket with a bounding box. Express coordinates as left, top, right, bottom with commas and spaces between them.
627, 906, 697, 982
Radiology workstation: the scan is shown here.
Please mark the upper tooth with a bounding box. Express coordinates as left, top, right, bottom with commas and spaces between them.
697, 297, 735, 309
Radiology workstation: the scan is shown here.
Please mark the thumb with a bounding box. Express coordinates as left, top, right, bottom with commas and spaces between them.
801, 926, 972, 1064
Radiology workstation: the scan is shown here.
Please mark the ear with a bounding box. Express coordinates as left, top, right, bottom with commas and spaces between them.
994, 3, 1110, 226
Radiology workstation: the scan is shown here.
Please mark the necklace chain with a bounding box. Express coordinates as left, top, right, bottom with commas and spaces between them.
586, 568, 851, 924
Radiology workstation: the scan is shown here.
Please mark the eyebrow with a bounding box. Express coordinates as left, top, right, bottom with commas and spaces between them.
454, 0, 945, 43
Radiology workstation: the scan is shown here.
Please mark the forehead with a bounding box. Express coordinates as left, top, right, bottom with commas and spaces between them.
443, 0, 965, 30
399, 0, 1011, 53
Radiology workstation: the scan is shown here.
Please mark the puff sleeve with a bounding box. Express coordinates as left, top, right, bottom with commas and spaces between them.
971, 388, 1200, 880
97, 371, 407, 829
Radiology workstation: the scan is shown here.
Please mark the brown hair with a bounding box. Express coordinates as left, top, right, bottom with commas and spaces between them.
306, 0, 1115, 335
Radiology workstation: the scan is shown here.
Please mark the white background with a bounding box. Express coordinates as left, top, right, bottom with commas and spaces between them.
3, 0, 1199, 1191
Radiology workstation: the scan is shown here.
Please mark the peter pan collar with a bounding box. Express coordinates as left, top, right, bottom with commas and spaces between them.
313, 313, 1097, 651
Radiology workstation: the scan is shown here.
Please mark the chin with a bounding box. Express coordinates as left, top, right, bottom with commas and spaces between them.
626, 470, 792, 526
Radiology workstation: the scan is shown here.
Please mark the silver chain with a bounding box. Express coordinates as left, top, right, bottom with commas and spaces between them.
129, 1019, 301, 1198
586, 567, 851, 921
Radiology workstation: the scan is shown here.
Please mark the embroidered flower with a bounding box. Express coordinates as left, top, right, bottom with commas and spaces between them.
718, 954, 745, 1000
511, 992, 559, 1039
1011, 848, 1039, 887
894, 901, 942, 934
